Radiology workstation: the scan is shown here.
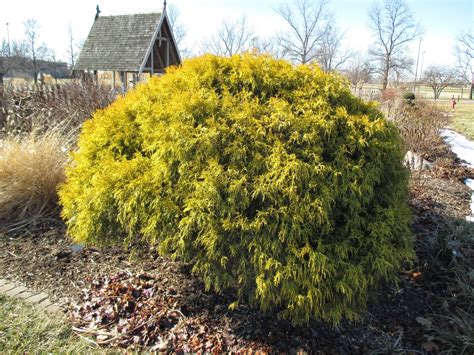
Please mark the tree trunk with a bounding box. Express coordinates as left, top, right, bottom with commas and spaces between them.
470, 82, 473, 100
33, 56, 38, 85
382, 59, 390, 91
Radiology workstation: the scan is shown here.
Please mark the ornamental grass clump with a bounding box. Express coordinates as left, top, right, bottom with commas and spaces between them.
0, 125, 72, 229
59, 54, 412, 325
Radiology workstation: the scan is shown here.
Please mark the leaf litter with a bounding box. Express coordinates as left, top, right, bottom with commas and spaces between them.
0, 151, 473, 352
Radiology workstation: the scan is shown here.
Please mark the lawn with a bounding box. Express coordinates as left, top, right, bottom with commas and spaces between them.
0, 294, 92, 352
436, 100, 474, 140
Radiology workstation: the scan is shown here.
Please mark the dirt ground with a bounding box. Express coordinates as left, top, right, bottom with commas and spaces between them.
0, 169, 471, 352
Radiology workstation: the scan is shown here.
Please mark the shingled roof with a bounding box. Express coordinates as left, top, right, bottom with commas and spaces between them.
75, 12, 168, 72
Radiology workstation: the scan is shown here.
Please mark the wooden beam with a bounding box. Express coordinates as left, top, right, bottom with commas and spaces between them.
166, 40, 170, 67
142, 67, 163, 73
153, 43, 164, 71
151, 45, 154, 75
112, 71, 116, 94
121, 71, 126, 93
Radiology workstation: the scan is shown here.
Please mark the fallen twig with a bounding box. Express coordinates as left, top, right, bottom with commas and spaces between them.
7, 251, 18, 258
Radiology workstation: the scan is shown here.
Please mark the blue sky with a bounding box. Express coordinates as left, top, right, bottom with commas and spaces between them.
0, 0, 472, 67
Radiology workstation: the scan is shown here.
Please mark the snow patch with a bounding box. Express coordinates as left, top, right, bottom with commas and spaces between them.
441, 129, 474, 167
441, 129, 474, 222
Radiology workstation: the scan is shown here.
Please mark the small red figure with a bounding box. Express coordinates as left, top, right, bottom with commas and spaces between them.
451, 98, 457, 110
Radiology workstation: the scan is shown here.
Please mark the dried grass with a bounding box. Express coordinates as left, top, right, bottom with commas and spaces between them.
382, 94, 450, 157
0, 77, 113, 231
2, 77, 114, 137
0, 124, 74, 230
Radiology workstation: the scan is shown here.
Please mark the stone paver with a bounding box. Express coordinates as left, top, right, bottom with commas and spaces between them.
38, 298, 53, 309
23, 292, 49, 304
5, 286, 28, 297
0, 283, 16, 293
45, 304, 62, 314
0, 279, 61, 315
17, 291, 34, 300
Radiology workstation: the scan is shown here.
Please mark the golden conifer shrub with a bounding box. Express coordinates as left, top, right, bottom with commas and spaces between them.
59, 54, 412, 325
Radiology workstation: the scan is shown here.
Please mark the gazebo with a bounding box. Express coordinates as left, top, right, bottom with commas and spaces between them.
74, 3, 181, 90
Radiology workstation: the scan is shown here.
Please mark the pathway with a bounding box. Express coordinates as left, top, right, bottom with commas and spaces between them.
0, 278, 62, 314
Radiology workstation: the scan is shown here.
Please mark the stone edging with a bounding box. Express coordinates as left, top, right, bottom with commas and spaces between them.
0, 278, 62, 314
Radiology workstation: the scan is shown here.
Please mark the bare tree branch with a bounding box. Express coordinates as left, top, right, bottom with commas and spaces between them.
316, 26, 354, 71
24, 19, 40, 83
367, 0, 420, 90
167, 4, 187, 47
203, 16, 254, 56
342, 52, 377, 89
423, 65, 458, 100
275, 0, 332, 64
23, 19, 56, 83
167, 4, 191, 58
251, 36, 286, 58
0, 40, 12, 75
454, 30, 473, 99
67, 25, 77, 69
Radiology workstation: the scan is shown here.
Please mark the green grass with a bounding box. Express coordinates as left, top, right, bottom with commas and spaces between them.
0, 294, 92, 353
358, 83, 471, 101
435, 100, 474, 140
416, 85, 471, 100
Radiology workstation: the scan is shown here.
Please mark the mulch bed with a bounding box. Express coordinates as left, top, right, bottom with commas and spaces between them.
0, 164, 471, 352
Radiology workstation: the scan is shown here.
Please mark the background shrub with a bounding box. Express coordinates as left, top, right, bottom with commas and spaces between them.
1, 77, 114, 137
59, 54, 413, 325
0, 124, 73, 230
402, 92, 416, 101
382, 93, 449, 158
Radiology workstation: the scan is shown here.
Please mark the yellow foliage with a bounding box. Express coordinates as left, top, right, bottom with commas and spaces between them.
59, 54, 413, 325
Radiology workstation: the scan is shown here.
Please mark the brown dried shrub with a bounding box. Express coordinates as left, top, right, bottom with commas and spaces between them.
2, 77, 115, 136
433, 157, 474, 181
381, 91, 450, 158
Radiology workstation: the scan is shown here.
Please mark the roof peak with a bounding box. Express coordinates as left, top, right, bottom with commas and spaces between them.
98, 11, 162, 18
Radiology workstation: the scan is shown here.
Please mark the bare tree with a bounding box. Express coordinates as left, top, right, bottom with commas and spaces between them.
423, 65, 458, 100
23, 19, 54, 83
23, 19, 51, 82
454, 30, 473, 99
250, 36, 286, 58
390, 55, 414, 84
316, 26, 353, 71
203, 16, 254, 56
9, 40, 27, 58
275, 0, 332, 64
0, 40, 12, 75
167, 4, 187, 47
368, 0, 420, 90
23, 19, 41, 83
1, 40, 29, 79
67, 25, 77, 69
342, 52, 377, 89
